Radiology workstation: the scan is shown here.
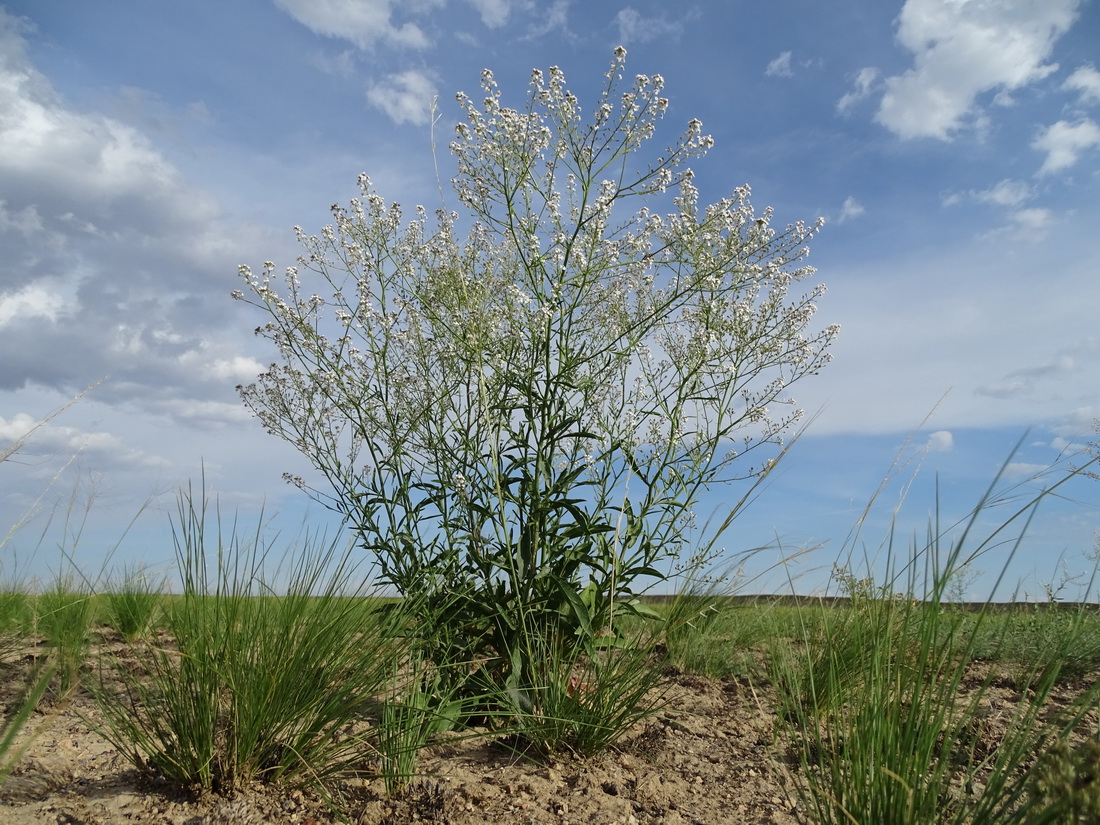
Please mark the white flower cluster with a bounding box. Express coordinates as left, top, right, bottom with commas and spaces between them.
233, 50, 839, 599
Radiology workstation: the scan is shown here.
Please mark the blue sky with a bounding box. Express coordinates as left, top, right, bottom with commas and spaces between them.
0, 0, 1097, 598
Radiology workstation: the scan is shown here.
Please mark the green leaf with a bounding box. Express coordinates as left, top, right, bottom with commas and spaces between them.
617, 598, 663, 622
548, 573, 594, 638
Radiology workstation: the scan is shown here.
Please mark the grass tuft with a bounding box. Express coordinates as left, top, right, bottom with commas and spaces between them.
495, 621, 670, 758
88, 483, 405, 799
34, 577, 94, 695
771, 451, 1100, 825
101, 565, 164, 640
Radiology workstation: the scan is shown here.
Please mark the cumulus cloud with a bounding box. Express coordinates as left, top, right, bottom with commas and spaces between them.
0, 200, 47, 238
1007, 206, 1054, 232
0, 10, 276, 427
926, 430, 954, 452
0, 282, 68, 326
944, 178, 1033, 207
875, 0, 1082, 140
837, 67, 880, 114
1032, 118, 1100, 174
944, 179, 1053, 238
0, 411, 168, 469
310, 49, 359, 77
971, 178, 1034, 207
467, 0, 510, 27
273, 0, 434, 50
176, 348, 267, 388
765, 51, 793, 78
524, 0, 570, 39
146, 398, 254, 429
613, 7, 684, 44
0, 24, 220, 241
367, 69, 437, 126
1064, 64, 1100, 105
837, 196, 865, 223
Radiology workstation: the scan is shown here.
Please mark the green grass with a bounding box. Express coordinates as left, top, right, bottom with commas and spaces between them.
769, 458, 1100, 825
0, 439, 1095, 821
34, 578, 95, 694
0, 557, 1095, 816
0, 588, 32, 660
100, 566, 164, 640
662, 595, 809, 679
495, 622, 670, 758
772, 595, 1100, 824
87, 487, 406, 799
0, 655, 56, 785
992, 605, 1100, 686
376, 656, 466, 794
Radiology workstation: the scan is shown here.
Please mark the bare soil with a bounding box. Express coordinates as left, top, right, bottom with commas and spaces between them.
0, 629, 1089, 825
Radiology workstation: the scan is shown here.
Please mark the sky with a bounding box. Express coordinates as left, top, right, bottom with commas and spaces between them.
0, 0, 1098, 599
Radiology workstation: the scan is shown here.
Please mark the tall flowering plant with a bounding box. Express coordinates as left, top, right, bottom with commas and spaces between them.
234, 49, 838, 693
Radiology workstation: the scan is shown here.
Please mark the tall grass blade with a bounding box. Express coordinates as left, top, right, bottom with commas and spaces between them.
89, 481, 405, 801
773, 446, 1100, 825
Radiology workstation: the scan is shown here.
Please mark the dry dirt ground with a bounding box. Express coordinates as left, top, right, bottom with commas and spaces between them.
0, 629, 1087, 825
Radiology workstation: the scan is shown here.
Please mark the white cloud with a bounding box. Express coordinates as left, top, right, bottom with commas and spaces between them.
926, 430, 954, 452
210, 356, 266, 383
0, 200, 45, 238
945, 179, 1052, 238
0, 411, 167, 468
0, 411, 41, 444
1064, 64, 1100, 105
0, 20, 220, 233
151, 399, 253, 427
467, 0, 510, 27
1032, 118, 1100, 174
0, 11, 282, 429
176, 349, 266, 385
1004, 461, 1049, 479
1052, 406, 1098, 438
765, 51, 793, 78
837, 67, 880, 114
1009, 206, 1054, 232
974, 178, 1033, 207
366, 69, 437, 126
3, 94, 175, 207
273, 0, 432, 51
0, 283, 67, 326
185, 100, 212, 124
837, 196, 865, 223
945, 178, 1034, 208
525, 0, 570, 39
979, 206, 1056, 241
614, 7, 683, 44
875, 0, 1082, 140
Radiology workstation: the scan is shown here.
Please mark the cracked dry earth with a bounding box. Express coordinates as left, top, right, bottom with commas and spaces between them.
0, 631, 801, 825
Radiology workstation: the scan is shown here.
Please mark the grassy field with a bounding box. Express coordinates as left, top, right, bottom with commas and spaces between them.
1, 574, 1099, 824
2, 447, 1098, 823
